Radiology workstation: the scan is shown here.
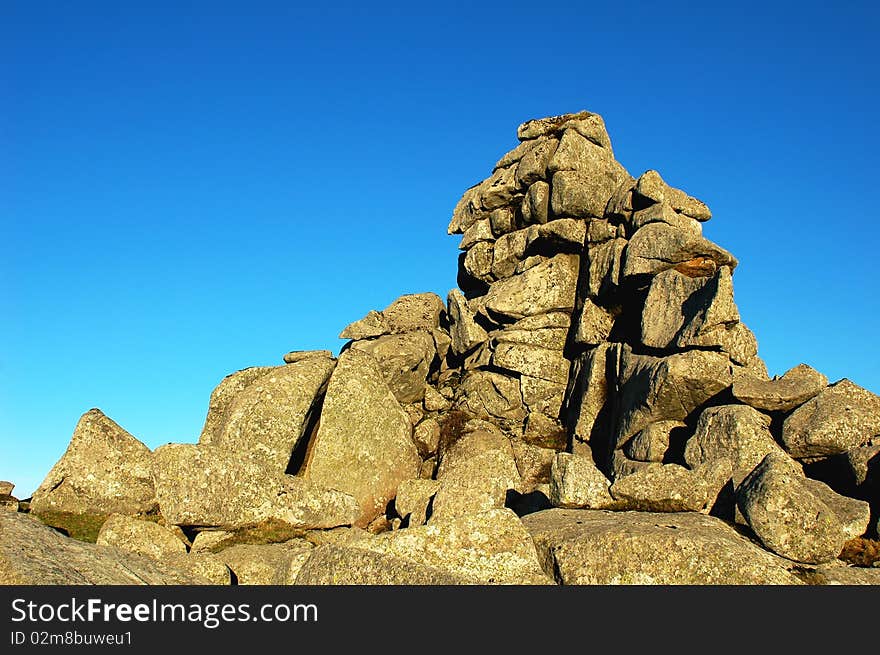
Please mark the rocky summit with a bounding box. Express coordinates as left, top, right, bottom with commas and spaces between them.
4, 110, 879, 586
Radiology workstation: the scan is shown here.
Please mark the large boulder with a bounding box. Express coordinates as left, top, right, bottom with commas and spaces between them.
0, 512, 210, 584
454, 370, 527, 422
640, 267, 739, 351
350, 331, 436, 404
737, 452, 871, 564
615, 348, 733, 448
732, 364, 827, 412
522, 508, 802, 585
153, 444, 359, 529
447, 288, 488, 355
303, 349, 421, 527
96, 514, 187, 559
548, 453, 615, 509
197, 366, 276, 444
199, 358, 335, 471
781, 379, 880, 458
481, 254, 579, 321
685, 404, 785, 485
608, 462, 728, 513
293, 544, 471, 585
215, 540, 314, 585
622, 222, 737, 279
30, 409, 157, 539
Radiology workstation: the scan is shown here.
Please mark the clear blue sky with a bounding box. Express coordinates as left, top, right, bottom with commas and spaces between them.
3, 2, 878, 498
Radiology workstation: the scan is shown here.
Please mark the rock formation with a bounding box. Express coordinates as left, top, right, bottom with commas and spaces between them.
3, 110, 879, 585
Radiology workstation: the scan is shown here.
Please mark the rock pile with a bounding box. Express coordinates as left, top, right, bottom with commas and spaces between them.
3, 111, 879, 585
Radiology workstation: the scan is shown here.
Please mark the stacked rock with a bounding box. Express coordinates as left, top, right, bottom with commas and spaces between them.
7, 110, 880, 585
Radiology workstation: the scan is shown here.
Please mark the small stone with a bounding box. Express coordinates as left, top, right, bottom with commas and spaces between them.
283, 350, 334, 364
395, 479, 440, 527
339, 309, 388, 340
412, 418, 441, 457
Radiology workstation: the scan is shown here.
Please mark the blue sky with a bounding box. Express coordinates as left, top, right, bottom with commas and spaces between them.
2, 2, 879, 497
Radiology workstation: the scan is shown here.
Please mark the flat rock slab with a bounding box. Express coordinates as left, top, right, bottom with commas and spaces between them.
0, 512, 210, 584
346, 509, 552, 584
522, 508, 803, 585
732, 364, 827, 412
294, 544, 472, 585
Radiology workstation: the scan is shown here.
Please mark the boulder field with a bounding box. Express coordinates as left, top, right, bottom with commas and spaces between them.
3, 110, 879, 585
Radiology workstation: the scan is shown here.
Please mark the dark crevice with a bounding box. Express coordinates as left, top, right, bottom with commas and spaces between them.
285, 380, 330, 476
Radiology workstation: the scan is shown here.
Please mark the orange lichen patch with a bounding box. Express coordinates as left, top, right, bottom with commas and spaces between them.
674, 257, 718, 278
839, 537, 880, 567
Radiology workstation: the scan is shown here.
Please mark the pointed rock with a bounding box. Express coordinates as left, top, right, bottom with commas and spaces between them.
622, 222, 737, 279
447, 288, 488, 355
350, 331, 436, 404
30, 409, 156, 529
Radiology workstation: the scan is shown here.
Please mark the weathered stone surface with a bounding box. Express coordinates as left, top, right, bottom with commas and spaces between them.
31, 409, 156, 522
423, 385, 451, 412
803, 478, 871, 540
395, 479, 440, 527
343, 509, 551, 584
197, 366, 275, 444
685, 405, 784, 485
513, 442, 556, 491
482, 253, 579, 321
153, 444, 359, 529
610, 449, 653, 480
737, 453, 870, 563
565, 344, 614, 449
431, 441, 521, 521
622, 223, 737, 279
339, 309, 388, 340
494, 324, 568, 351
447, 288, 488, 355
633, 170, 712, 221
548, 129, 625, 182
551, 169, 623, 220
520, 375, 567, 417
304, 349, 420, 527
492, 342, 569, 384
615, 348, 733, 447
217, 540, 314, 585
448, 184, 483, 235
549, 453, 615, 509
190, 530, 234, 553
781, 379, 880, 458
283, 350, 334, 364
585, 237, 626, 299
383, 292, 443, 334
0, 512, 210, 584
351, 331, 436, 404
574, 298, 614, 346
609, 462, 726, 512
167, 552, 231, 585
462, 240, 494, 284
96, 514, 187, 559
412, 417, 441, 457
515, 137, 558, 188
518, 111, 612, 150
523, 509, 801, 584
624, 420, 685, 463
732, 363, 827, 412
0, 482, 14, 496
522, 412, 567, 450
845, 439, 880, 486
202, 358, 335, 471
522, 180, 551, 225
454, 370, 527, 421
459, 218, 494, 250
630, 200, 702, 235
810, 564, 880, 585
480, 165, 518, 210
294, 544, 471, 584
641, 267, 739, 350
